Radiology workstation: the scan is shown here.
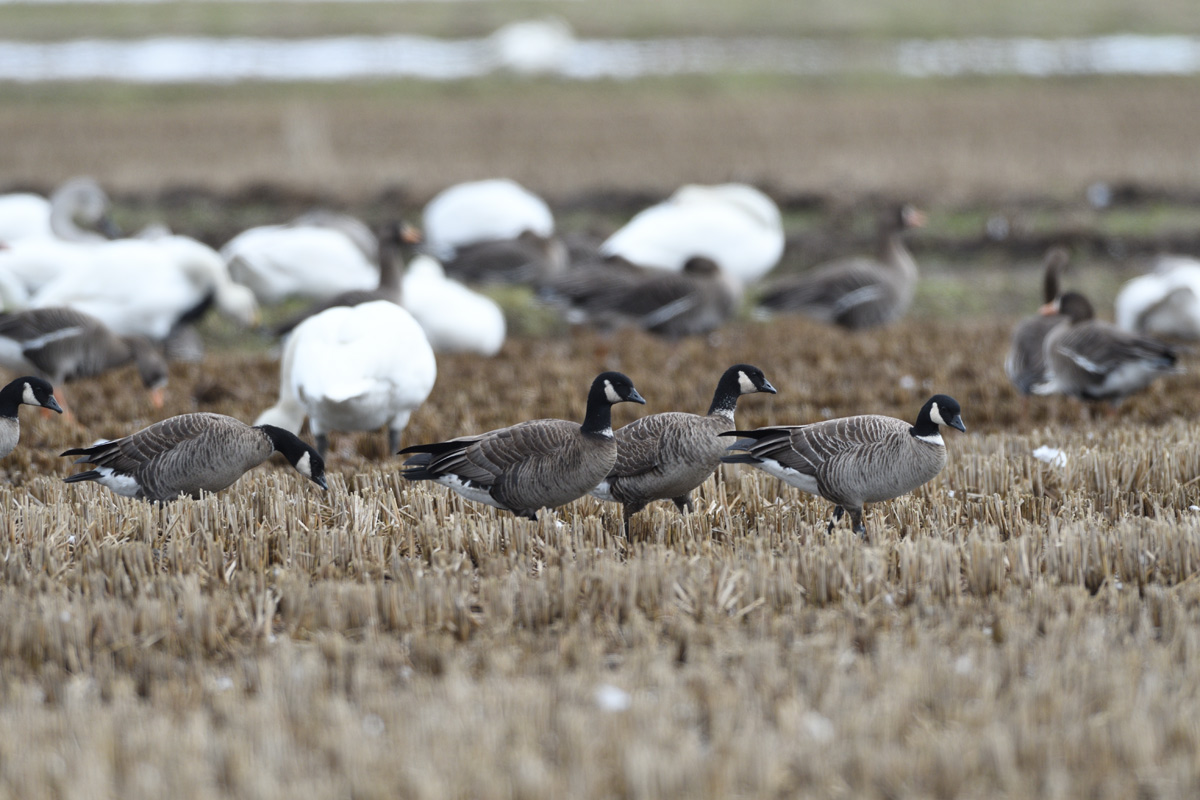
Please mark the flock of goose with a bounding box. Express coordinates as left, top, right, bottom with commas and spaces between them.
0, 175, 1191, 535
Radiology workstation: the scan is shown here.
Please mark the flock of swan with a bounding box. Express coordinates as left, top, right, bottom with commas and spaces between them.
0, 174, 1192, 534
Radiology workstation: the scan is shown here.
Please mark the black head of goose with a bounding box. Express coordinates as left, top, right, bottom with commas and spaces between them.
1006, 246, 1071, 395
0, 307, 169, 412
1033, 291, 1181, 405
61, 412, 327, 502
721, 394, 965, 536
272, 221, 421, 336
757, 203, 926, 329
400, 371, 646, 520
592, 364, 776, 534
0, 376, 63, 459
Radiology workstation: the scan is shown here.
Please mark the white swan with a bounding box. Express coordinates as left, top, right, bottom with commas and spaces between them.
254, 301, 437, 456
401, 255, 507, 356
30, 236, 259, 340
422, 179, 554, 261
222, 221, 379, 304
600, 183, 785, 284
1114, 255, 1200, 340
0, 177, 117, 244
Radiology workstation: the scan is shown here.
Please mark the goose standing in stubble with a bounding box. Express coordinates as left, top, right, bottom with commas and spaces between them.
0, 376, 63, 458
1033, 291, 1180, 405
591, 364, 776, 534
400, 372, 645, 520
1005, 246, 1071, 396
758, 204, 926, 329
61, 412, 326, 502
721, 394, 965, 535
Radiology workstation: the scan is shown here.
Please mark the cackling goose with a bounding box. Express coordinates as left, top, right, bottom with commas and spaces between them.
400, 371, 645, 520
722, 394, 965, 535
592, 364, 776, 533
0, 376, 63, 458
61, 412, 327, 502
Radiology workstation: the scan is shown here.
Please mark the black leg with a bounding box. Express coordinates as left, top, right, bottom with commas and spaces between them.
826, 506, 845, 535
850, 508, 865, 536
672, 493, 693, 514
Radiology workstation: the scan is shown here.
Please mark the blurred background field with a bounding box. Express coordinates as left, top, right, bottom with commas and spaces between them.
5, 1, 1200, 798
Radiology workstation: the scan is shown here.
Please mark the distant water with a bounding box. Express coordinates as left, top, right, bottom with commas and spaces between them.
0, 33, 1196, 83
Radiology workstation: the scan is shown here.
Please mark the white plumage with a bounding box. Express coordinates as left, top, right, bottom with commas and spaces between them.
222, 224, 379, 304
1114, 256, 1200, 340
600, 183, 785, 283
422, 179, 554, 260
0, 178, 113, 245
401, 255, 507, 356
31, 236, 259, 340
254, 301, 437, 455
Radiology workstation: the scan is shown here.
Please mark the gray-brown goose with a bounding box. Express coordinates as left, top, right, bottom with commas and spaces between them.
0, 307, 168, 412
721, 394, 965, 535
442, 230, 569, 287
273, 222, 420, 336
1005, 246, 1071, 395
543, 256, 741, 338
1033, 291, 1180, 404
0, 376, 63, 458
591, 364, 776, 534
61, 412, 326, 502
758, 204, 926, 329
400, 372, 646, 520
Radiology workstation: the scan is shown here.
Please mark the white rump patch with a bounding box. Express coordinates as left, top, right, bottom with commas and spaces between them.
21, 382, 38, 406
754, 459, 821, 495
95, 467, 142, 498
436, 474, 506, 509
590, 480, 615, 502
295, 451, 312, 478
604, 380, 622, 404
929, 402, 945, 427
738, 371, 756, 394
914, 432, 945, 447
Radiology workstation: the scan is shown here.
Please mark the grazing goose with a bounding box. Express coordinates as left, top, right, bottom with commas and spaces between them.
400, 255, 507, 355
1033, 291, 1180, 405
255, 301, 436, 457
0, 177, 119, 245
543, 256, 742, 338
1114, 255, 1200, 340
0, 376, 63, 458
1005, 246, 1071, 395
758, 204, 926, 329
591, 364, 776, 533
422, 179, 555, 262
61, 412, 326, 502
721, 394, 966, 535
273, 222, 420, 337
400, 372, 645, 520
442, 229, 569, 287
600, 183, 785, 284
0, 307, 169, 411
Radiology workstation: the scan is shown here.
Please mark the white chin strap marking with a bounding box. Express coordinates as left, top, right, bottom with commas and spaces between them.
22, 383, 38, 406
296, 451, 312, 478
929, 402, 945, 427
604, 380, 622, 404
738, 371, 756, 394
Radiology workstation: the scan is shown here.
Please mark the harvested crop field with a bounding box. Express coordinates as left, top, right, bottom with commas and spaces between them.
3, 309, 1200, 799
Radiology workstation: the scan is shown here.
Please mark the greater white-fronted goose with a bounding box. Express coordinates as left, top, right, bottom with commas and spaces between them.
273, 222, 420, 337
1034, 291, 1180, 404
441, 229, 569, 287
0, 376, 63, 458
400, 371, 646, 520
1005, 246, 1071, 395
722, 394, 965, 535
0, 307, 168, 411
255, 301, 437, 457
592, 364, 776, 533
61, 412, 326, 502
758, 204, 926, 329
543, 256, 741, 338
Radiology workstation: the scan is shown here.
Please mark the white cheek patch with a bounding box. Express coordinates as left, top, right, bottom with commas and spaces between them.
21, 383, 37, 406
929, 402, 945, 427
604, 380, 622, 404
295, 451, 313, 478
738, 371, 756, 394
